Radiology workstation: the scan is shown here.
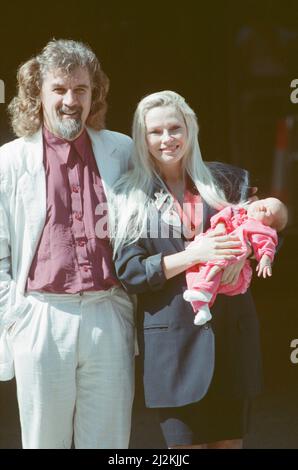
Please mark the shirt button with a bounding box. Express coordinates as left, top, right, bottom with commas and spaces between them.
75, 212, 82, 221
83, 266, 89, 272
78, 240, 85, 247
72, 185, 79, 193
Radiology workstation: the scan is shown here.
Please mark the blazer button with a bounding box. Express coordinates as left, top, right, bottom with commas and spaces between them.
75, 212, 83, 221
203, 323, 210, 329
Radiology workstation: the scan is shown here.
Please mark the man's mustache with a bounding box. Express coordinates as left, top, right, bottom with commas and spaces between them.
57, 106, 82, 118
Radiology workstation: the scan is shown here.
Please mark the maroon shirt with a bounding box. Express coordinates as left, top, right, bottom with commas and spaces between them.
27, 127, 119, 293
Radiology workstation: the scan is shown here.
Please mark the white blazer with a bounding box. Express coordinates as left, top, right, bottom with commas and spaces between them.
0, 127, 133, 380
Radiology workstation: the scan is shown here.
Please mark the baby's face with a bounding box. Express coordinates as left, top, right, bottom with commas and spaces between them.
246, 198, 280, 227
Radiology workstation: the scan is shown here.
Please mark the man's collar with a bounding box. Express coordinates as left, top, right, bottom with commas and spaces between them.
42, 126, 91, 161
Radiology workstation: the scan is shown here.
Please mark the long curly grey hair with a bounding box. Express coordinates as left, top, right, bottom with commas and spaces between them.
8, 39, 109, 137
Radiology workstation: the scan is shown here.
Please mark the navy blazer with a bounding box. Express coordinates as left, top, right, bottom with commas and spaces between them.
114, 163, 263, 408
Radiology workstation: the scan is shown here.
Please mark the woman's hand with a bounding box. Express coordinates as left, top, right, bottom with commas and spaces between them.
186, 230, 243, 265
220, 242, 253, 284
220, 258, 246, 285
162, 231, 242, 281
205, 242, 252, 283
248, 186, 258, 202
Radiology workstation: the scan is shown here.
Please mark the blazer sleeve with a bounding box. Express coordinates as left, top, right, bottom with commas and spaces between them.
114, 240, 167, 295
0, 159, 31, 332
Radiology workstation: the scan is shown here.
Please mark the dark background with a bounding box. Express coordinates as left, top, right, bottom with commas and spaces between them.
0, 0, 297, 448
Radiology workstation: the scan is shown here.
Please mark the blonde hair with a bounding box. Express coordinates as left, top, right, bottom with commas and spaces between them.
111, 90, 229, 255
8, 39, 109, 137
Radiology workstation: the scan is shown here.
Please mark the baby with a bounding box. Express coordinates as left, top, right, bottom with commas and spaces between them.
183, 197, 288, 325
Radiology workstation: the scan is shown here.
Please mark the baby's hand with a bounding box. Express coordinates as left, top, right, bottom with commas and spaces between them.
256, 254, 272, 278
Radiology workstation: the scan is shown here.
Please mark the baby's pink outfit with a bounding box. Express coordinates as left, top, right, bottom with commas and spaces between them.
185, 206, 278, 313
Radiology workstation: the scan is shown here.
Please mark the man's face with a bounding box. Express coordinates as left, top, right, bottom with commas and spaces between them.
40, 67, 92, 140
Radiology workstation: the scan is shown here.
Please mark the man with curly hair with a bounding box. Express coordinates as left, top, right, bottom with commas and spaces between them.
0, 39, 135, 449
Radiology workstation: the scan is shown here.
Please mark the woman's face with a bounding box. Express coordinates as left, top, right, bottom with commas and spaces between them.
145, 105, 188, 174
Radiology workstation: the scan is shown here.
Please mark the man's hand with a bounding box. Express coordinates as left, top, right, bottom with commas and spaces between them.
256, 254, 272, 278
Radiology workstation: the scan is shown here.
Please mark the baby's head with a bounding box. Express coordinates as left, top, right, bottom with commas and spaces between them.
246, 197, 288, 231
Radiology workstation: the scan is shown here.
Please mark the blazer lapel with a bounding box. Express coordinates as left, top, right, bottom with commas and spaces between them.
150, 180, 184, 251
86, 127, 120, 197
20, 129, 46, 260
202, 200, 217, 232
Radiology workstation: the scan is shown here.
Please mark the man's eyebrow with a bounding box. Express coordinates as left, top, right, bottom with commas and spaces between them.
51, 83, 90, 88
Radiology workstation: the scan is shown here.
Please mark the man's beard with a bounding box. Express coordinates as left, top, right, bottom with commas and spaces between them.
54, 107, 84, 140
55, 117, 83, 140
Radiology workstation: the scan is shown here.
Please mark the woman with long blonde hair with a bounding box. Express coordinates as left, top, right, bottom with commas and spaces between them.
111, 91, 263, 449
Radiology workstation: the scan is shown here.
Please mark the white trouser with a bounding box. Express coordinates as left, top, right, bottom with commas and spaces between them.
8, 287, 135, 449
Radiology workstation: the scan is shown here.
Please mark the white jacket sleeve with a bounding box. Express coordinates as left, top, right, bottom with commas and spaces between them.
0, 186, 31, 333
